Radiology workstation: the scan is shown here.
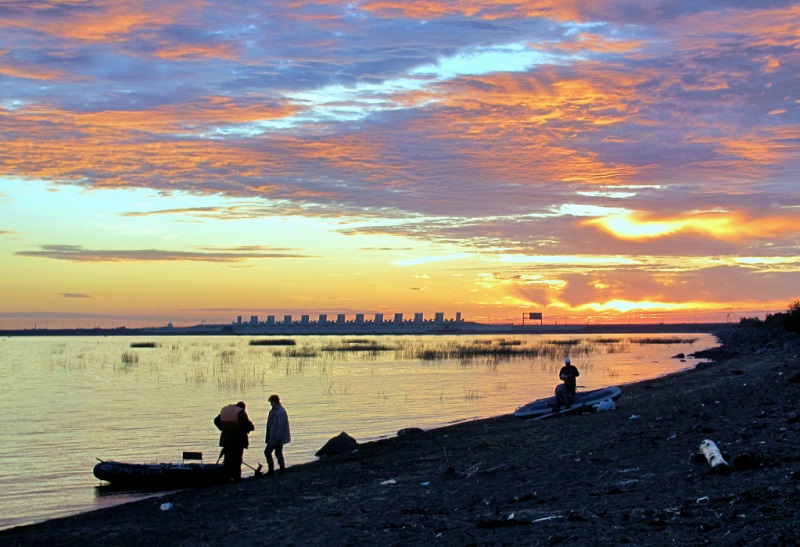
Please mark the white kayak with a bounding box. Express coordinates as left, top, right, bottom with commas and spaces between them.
513, 386, 622, 419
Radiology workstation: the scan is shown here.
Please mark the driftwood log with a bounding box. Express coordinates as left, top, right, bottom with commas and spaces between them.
699, 439, 732, 473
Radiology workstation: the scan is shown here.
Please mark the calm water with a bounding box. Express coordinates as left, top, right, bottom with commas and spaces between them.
0, 333, 717, 530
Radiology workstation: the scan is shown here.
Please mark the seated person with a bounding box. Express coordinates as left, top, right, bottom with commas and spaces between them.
554, 357, 580, 411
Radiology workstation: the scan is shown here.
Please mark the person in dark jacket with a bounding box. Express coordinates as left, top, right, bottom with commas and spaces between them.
554, 358, 580, 412
264, 394, 291, 475
214, 401, 255, 480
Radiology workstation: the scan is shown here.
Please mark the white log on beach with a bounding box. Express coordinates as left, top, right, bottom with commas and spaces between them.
699, 439, 731, 472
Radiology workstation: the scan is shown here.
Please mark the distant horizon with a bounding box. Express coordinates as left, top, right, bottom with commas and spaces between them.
0, 307, 760, 332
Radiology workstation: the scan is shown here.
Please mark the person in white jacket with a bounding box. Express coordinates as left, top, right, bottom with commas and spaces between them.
264, 394, 291, 475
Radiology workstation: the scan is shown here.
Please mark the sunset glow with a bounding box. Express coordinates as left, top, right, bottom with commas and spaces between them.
584, 212, 800, 242
1, 1, 798, 328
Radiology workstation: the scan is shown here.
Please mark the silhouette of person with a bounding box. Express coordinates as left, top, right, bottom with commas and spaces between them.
214, 401, 255, 480
264, 394, 291, 475
554, 357, 580, 411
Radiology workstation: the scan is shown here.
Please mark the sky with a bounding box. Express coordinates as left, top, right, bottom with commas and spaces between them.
1, 0, 799, 329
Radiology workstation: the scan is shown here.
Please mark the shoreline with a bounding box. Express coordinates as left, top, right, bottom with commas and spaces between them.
2, 323, 798, 545
0, 322, 727, 337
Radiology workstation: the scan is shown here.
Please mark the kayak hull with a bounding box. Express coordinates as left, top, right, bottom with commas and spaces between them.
513, 386, 622, 418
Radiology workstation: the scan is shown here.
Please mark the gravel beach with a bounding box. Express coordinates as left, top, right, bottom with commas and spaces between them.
2, 323, 798, 546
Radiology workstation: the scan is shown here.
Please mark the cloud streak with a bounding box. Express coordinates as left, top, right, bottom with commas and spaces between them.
17, 245, 314, 263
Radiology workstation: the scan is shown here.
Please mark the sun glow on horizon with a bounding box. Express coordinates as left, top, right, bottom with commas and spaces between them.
585, 212, 800, 241
577, 299, 695, 313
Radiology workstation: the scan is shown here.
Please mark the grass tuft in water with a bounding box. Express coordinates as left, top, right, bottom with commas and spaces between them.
120, 351, 140, 365
130, 342, 158, 348
249, 339, 296, 346
632, 337, 698, 344
321, 341, 395, 353
462, 389, 484, 400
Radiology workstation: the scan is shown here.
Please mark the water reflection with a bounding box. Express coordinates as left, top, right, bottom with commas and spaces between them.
0, 332, 717, 530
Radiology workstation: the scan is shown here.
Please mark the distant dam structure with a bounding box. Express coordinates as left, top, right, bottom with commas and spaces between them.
236, 311, 460, 327
215, 311, 468, 335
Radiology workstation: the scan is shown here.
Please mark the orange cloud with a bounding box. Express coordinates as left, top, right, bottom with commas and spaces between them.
17, 244, 313, 262
0, 1, 202, 43
356, 0, 598, 22
0, 100, 300, 193
401, 67, 652, 186
0, 54, 65, 81
71, 96, 298, 133
670, 4, 800, 50
716, 127, 800, 165
0, 0, 232, 63
584, 211, 800, 242
150, 42, 240, 61
550, 32, 644, 55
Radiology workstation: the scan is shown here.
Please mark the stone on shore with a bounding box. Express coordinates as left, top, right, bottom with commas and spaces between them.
315, 431, 359, 458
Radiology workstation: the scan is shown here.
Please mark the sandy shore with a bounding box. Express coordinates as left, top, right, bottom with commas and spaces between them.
2, 324, 798, 546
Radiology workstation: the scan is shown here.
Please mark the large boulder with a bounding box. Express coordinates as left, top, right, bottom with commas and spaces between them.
315, 431, 359, 458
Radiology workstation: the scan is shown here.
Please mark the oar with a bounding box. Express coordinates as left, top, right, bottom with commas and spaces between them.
216, 448, 263, 477
243, 461, 263, 477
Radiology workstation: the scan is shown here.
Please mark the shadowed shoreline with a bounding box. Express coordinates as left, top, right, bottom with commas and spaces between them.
1, 323, 798, 545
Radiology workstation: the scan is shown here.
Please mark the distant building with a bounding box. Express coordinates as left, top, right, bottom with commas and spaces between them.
233, 310, 466, 328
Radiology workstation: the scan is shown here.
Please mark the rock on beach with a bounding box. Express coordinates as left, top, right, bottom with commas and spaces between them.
314, 431, 359, 458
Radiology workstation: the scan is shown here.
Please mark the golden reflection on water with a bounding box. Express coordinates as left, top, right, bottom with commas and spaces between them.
0, 333, 717, 529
